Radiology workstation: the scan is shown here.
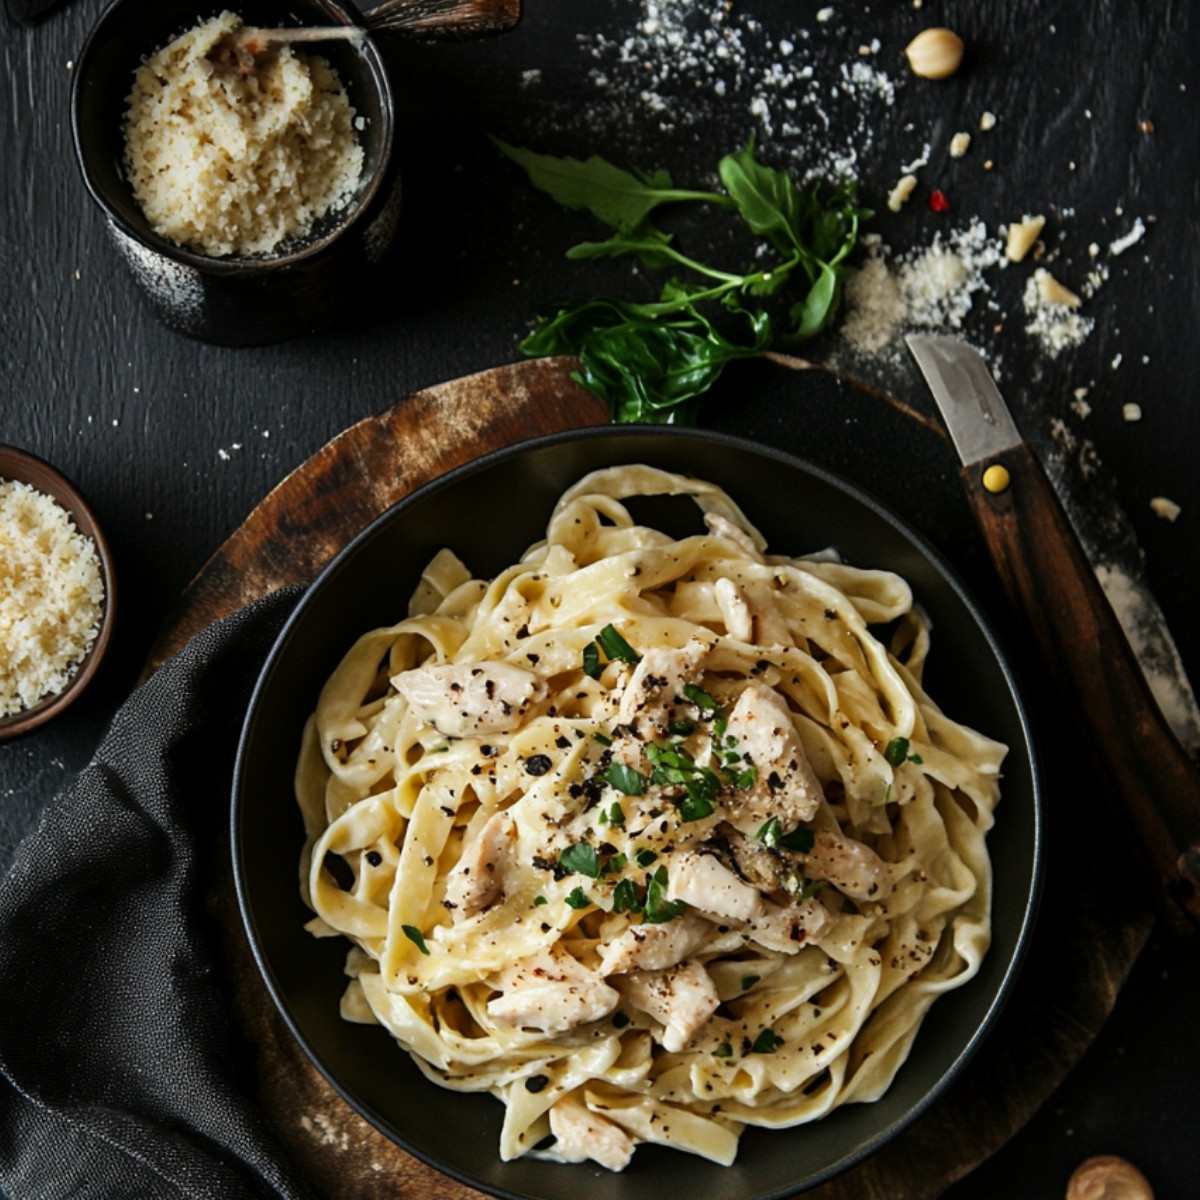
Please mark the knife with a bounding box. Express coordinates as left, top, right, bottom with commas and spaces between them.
906, 332, 1200, 934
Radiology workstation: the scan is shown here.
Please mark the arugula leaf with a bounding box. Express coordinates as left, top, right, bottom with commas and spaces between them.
717, 136, 804, 257
491, 137, 730, 231
504, 136, 869, 423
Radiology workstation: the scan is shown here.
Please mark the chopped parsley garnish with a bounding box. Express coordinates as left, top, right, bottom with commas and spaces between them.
644, 741, 720, 821
606, 801, 626, 827
592, 731, 613, 746
600, 851, 628, 877
596, 624, 641, 665
756, 817, 815, 854
676, 791, 715, 822
612, 878, 642, 914
402, 925, 431, 956
779, 825, 815, 853
682, 682, 719, 714
756, 817, 782, 847
599, 762, 648, 796
741, 974, 760, 991
582, 641, 603, 679
643, 866, 687, 924
751, 1028, 783, 1054
559, 842, 600, 878
714, 1041, 733, 1059
613, 1011, 631, 1029
533, 895, 548, 906
565, 886, 592, 910
668, 717, 696, 737
635, 848, 659, 868
884, 736, 923, 766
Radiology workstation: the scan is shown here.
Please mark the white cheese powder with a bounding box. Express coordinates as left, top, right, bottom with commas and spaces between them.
0, 480, 105, 716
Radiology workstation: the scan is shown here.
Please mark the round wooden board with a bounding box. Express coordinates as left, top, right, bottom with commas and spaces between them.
152, 356, 1153, 1200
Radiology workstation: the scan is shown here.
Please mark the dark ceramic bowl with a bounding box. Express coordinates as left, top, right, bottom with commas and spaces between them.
0, 445, 116, 741
71, 0, 399, 346
233, 427, 1043, 1199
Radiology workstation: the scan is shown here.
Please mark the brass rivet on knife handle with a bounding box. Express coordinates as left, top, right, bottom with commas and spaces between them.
982, 464, 1010, 493
963, 443, 1200, 934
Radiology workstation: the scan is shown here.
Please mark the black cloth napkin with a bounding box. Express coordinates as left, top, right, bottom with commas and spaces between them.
0, 589, 316, 1200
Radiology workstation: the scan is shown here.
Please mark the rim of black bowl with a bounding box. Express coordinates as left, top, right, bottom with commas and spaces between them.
70, 0, 395, 273
233, 425, 1044, 1199
0, 444, 116, 741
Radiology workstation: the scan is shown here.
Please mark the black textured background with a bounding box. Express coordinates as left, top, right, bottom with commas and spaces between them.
2, 1, 1198, 1197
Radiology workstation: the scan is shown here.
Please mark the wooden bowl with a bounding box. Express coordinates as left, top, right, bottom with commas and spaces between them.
0, 445, 117, 740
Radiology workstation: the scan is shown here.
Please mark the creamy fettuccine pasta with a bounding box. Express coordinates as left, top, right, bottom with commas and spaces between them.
296, 465, 1005, 1171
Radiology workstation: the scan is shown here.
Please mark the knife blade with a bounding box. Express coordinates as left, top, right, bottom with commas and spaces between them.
906, 333, 1200, 934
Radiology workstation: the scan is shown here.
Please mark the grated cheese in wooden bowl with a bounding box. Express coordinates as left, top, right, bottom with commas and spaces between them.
0, 480, 105, 717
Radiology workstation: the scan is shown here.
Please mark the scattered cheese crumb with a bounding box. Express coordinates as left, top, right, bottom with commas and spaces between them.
1034, 267, 1081, 307
887, 174, 919, 212
1070, 394, 1092, 419
816, 7, 834, 21
1005, 214, 1046, 262
0, 480, 105, 716
1123, 403, 1142, 422
1108, 217, 1146, 257
1023, 271, 1092, 355
979, 111, 997, 131
949, 132, 971, 157
1111, 353, 1123, 369
1150, 497, 1181, 522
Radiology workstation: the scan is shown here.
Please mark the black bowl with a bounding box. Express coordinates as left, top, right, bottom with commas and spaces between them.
71, 0, 399, 346
233, 427, 1042, 1199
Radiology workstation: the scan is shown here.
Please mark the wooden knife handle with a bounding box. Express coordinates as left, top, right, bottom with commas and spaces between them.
963, 443, 1200, 934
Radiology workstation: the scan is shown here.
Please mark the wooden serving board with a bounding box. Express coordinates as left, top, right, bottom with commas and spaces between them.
152, 356, 1153, 1200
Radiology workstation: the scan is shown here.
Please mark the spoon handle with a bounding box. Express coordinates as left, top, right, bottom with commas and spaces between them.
363, 0, 520, 38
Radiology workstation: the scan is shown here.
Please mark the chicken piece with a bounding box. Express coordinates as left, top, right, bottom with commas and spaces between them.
704, 512, 759, 557
547, 1093, 634, 1172
618, 960, 720, 1052
444, 812, 516, 917
666, 850, 763, 923
741, 896, 836, 953
714, 577, 754, 643
393, 661, 547, 738
598, 910, 713, 975
803, 828, 893, 901
616, 637, 710, 737
487, 947, 619, 1034
721, 682, 823, 831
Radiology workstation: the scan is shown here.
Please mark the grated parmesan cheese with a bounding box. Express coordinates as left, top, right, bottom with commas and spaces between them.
839, 222, 1003, 354
0, 480, 105, 717
123, 13, 364, 258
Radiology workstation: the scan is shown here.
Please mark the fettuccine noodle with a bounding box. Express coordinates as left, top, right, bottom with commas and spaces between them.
296, 465, 1004, 1170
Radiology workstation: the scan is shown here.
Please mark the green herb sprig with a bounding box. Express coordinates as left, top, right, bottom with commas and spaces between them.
494, 136, 870, 424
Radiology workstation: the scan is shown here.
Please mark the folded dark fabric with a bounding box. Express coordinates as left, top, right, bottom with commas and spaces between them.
0, 589, 316, 1200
